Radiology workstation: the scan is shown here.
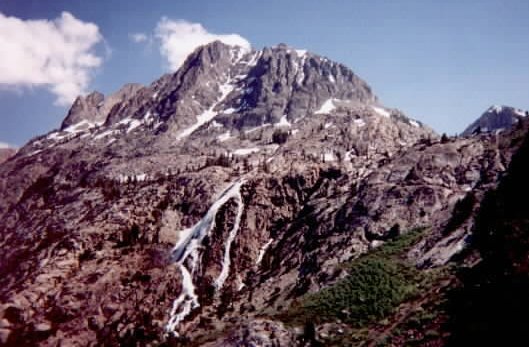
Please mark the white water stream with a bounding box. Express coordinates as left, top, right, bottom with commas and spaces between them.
166, 179, 245, 334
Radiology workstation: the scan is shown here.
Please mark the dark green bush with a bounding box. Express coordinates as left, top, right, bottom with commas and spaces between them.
298, 257, 415, 325
282, 229, 425, 327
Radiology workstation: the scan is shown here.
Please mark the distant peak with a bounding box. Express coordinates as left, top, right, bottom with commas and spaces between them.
486, 105, 526, 116
462, 105, 528, 136
488, 105, 505, 113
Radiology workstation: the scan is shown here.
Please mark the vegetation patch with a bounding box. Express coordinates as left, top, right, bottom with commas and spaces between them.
280, 229, 426, 327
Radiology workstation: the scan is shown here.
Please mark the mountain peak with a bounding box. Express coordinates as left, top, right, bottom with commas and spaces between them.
44, 41, 432, 160
60, 91, 105, 130
187, 40, 246, 64
462, 105, 528, 136
487, 104, 526, 116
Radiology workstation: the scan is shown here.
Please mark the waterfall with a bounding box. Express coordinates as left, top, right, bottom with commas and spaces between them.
166, 179, 245, 334
214, 186, 244, 289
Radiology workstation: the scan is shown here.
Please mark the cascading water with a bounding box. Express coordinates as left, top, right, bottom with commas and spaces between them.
166, 179, 245, 334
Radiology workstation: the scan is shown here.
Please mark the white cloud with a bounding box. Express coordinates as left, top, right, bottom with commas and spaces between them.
130, 32, 148, 43
0, 142, 10, 149
154, 18, 250, 71
0, 11, 103, 106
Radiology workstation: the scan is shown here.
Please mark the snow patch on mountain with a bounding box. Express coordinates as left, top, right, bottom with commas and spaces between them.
409, 120, 420, 127
93, 129, 119, 140
176, 79, 235, 140
211, 120, 223, 128
223, 107, 239, 114
217, 131, 232, 142
372, 106, 391, 118
119, 117, 143, 133
296, 53, 308, 85
116, 173, 149, 184
296, 49, 307, 57
233, 147, 260, 156
354, 118, 366, 127
245, 50, 262, 67
47, 119, 101, 142
323, 151, 336, 162
315, 98, 338, 114
275, 115, 291, 127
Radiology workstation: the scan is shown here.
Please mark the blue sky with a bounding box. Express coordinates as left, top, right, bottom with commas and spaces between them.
1, 0, 529, 146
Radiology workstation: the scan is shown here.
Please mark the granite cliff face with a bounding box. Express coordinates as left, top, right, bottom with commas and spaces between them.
0, 41, 526, 346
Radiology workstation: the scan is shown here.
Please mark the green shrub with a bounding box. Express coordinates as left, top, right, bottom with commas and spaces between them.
290, 257, 417, 326
282, 228, 425, 327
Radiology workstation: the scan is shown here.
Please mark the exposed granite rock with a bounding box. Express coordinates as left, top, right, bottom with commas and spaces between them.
203, 319, 297, 347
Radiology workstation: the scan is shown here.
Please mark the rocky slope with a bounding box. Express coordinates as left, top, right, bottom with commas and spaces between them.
447, 116, 529, 346
0, 41, 526, 346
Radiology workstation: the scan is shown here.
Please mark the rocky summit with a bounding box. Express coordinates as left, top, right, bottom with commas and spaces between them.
461, 105, 527, 136
0, 41, 528, 346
